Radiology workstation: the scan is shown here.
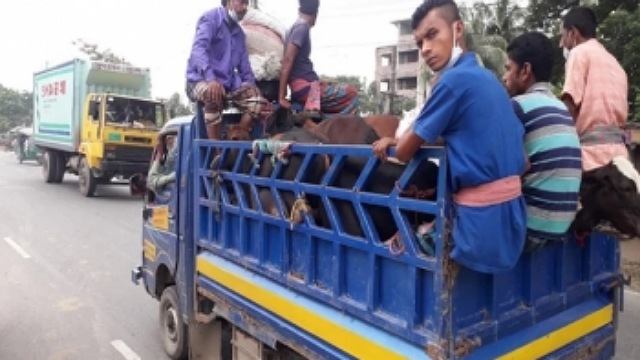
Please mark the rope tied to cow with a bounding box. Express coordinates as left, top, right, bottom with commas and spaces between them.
385, 232, 406, 256
247, 139, 294, 169
289, 195, 311, 230
395, 181, 436, 199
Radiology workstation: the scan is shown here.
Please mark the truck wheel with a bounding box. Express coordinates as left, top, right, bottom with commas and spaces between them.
78, 157, 97, 197
53, 152, 66, 183
42, 150, 60, 183
160, 286, 188, 360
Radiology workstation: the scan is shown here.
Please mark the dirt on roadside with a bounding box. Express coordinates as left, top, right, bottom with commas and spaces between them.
621, 239, 640, 291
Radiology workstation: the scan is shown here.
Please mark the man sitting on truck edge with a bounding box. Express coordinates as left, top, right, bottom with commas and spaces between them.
278, 0, 360, 119
373, 0, 527, 273
560, 6, 629, 171
185, 0, 266, 140
502, 32, 582, 252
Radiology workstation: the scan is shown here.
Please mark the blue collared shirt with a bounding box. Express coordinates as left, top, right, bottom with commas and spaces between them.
413, 52, 527, 273
185, 7, 255, 91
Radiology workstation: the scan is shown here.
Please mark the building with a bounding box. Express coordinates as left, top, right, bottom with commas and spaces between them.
375, 19, 420, 103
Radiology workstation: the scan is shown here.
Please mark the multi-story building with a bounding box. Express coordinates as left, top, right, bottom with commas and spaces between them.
375, 19, 420, 101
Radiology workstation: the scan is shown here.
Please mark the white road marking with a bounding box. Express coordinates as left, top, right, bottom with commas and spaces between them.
111, 340, 141, 360
625, 289, 640, 297
3, 237, 31, 259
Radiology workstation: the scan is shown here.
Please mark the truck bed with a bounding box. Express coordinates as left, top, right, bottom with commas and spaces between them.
192, 139, 620, 359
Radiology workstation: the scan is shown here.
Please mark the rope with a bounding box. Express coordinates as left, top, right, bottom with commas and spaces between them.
385, 231, 406, 256
289, 195, 311, 230
395, 181, 436, 199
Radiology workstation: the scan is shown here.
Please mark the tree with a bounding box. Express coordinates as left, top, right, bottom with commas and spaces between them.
527, 0, 639, 33
72, 39, 130, 64
460, 0, 528, 77
159, 93, 192, 118
599, 8, 640, 121
0, 84, 33, 132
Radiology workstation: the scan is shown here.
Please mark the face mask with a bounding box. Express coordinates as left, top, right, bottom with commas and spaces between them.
563, 47, 570, 60
440, 23, 463, 73
227, 9, 239, 22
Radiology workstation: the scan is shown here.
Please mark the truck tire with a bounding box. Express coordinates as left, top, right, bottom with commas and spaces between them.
53, 152, 66, 183
160, 286, 188, 360
42, 150, 60, 184
78, 157, 97, 197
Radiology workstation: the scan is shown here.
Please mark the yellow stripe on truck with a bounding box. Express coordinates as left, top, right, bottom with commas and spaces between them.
497, 304, 613, 360
196, 257, 411, 360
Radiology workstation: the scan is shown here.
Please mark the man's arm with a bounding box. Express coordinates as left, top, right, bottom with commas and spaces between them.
279, 42, 299, 104
561, 94, 579, 120
561, 50, 587, 122
191, 13, 218, 82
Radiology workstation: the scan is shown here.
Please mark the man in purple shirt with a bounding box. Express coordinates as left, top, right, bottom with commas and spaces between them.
185, 0, 266, 139
278, 0, 360, 118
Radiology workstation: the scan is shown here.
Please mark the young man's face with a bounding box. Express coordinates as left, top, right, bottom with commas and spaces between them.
413, 9, 460, 72
502, 58, 528, 97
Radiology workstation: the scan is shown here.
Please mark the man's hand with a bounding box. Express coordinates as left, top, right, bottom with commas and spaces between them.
279, 98, 292, 109
373, 137, 398, 161
203, 81, 226, 104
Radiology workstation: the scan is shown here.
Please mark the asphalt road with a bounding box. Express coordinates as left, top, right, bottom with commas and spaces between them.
0, 151, 638, 360
0, 152, 165, 360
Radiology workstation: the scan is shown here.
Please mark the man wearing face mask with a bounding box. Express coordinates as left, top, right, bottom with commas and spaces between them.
185, 0, 266, 140
560, 6, 629, 171
373, 0, 527, 274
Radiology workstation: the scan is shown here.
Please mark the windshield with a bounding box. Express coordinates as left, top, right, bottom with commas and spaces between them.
105, 96, 164, 129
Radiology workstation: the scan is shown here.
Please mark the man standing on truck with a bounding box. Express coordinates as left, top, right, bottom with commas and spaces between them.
502, 32, 582, 252
185, 0, 266, 140
373, 0, 527, 273
278, 0, 360, 118
560, 6, 629, 171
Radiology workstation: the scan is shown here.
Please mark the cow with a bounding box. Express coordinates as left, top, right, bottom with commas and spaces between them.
263, 108, 440, 251
571, 156, 640, 238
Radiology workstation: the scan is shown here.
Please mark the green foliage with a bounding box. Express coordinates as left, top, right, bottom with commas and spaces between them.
0, 84, 33, 133
72, 39, 131, 64
158, 93, 192, 118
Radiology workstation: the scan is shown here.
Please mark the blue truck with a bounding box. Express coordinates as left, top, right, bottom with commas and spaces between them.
132, 108, 626, 359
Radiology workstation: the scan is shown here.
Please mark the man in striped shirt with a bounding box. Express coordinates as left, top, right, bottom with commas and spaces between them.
503, 32, 583, 251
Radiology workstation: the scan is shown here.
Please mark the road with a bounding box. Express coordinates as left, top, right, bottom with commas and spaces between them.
0, 152, 165, 360
0, 151, 638, 360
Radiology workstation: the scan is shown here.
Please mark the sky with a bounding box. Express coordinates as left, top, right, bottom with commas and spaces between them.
0, 0, 465, 100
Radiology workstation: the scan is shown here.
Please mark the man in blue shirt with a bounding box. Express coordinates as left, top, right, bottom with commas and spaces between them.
185, 0, 266, 139
373, 0, 526, 273
503, 32, 582, 251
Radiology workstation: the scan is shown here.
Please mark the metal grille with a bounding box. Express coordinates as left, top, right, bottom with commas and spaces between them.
111, 145, 153, 163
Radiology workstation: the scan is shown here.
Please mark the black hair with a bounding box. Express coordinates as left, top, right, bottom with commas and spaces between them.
299, 0, 320, 16
411, 0, 461, 30
221, 0, 227, 6
563, 6, 597, 39
507, 32, 554, 82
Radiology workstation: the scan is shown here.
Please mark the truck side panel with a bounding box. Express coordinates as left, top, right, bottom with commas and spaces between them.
192, 136, 620, 359
33, 60, 81, 152
33, 59, 154, 153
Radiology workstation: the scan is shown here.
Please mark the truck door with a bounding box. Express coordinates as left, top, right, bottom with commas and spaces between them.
141, 132, 181, 295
